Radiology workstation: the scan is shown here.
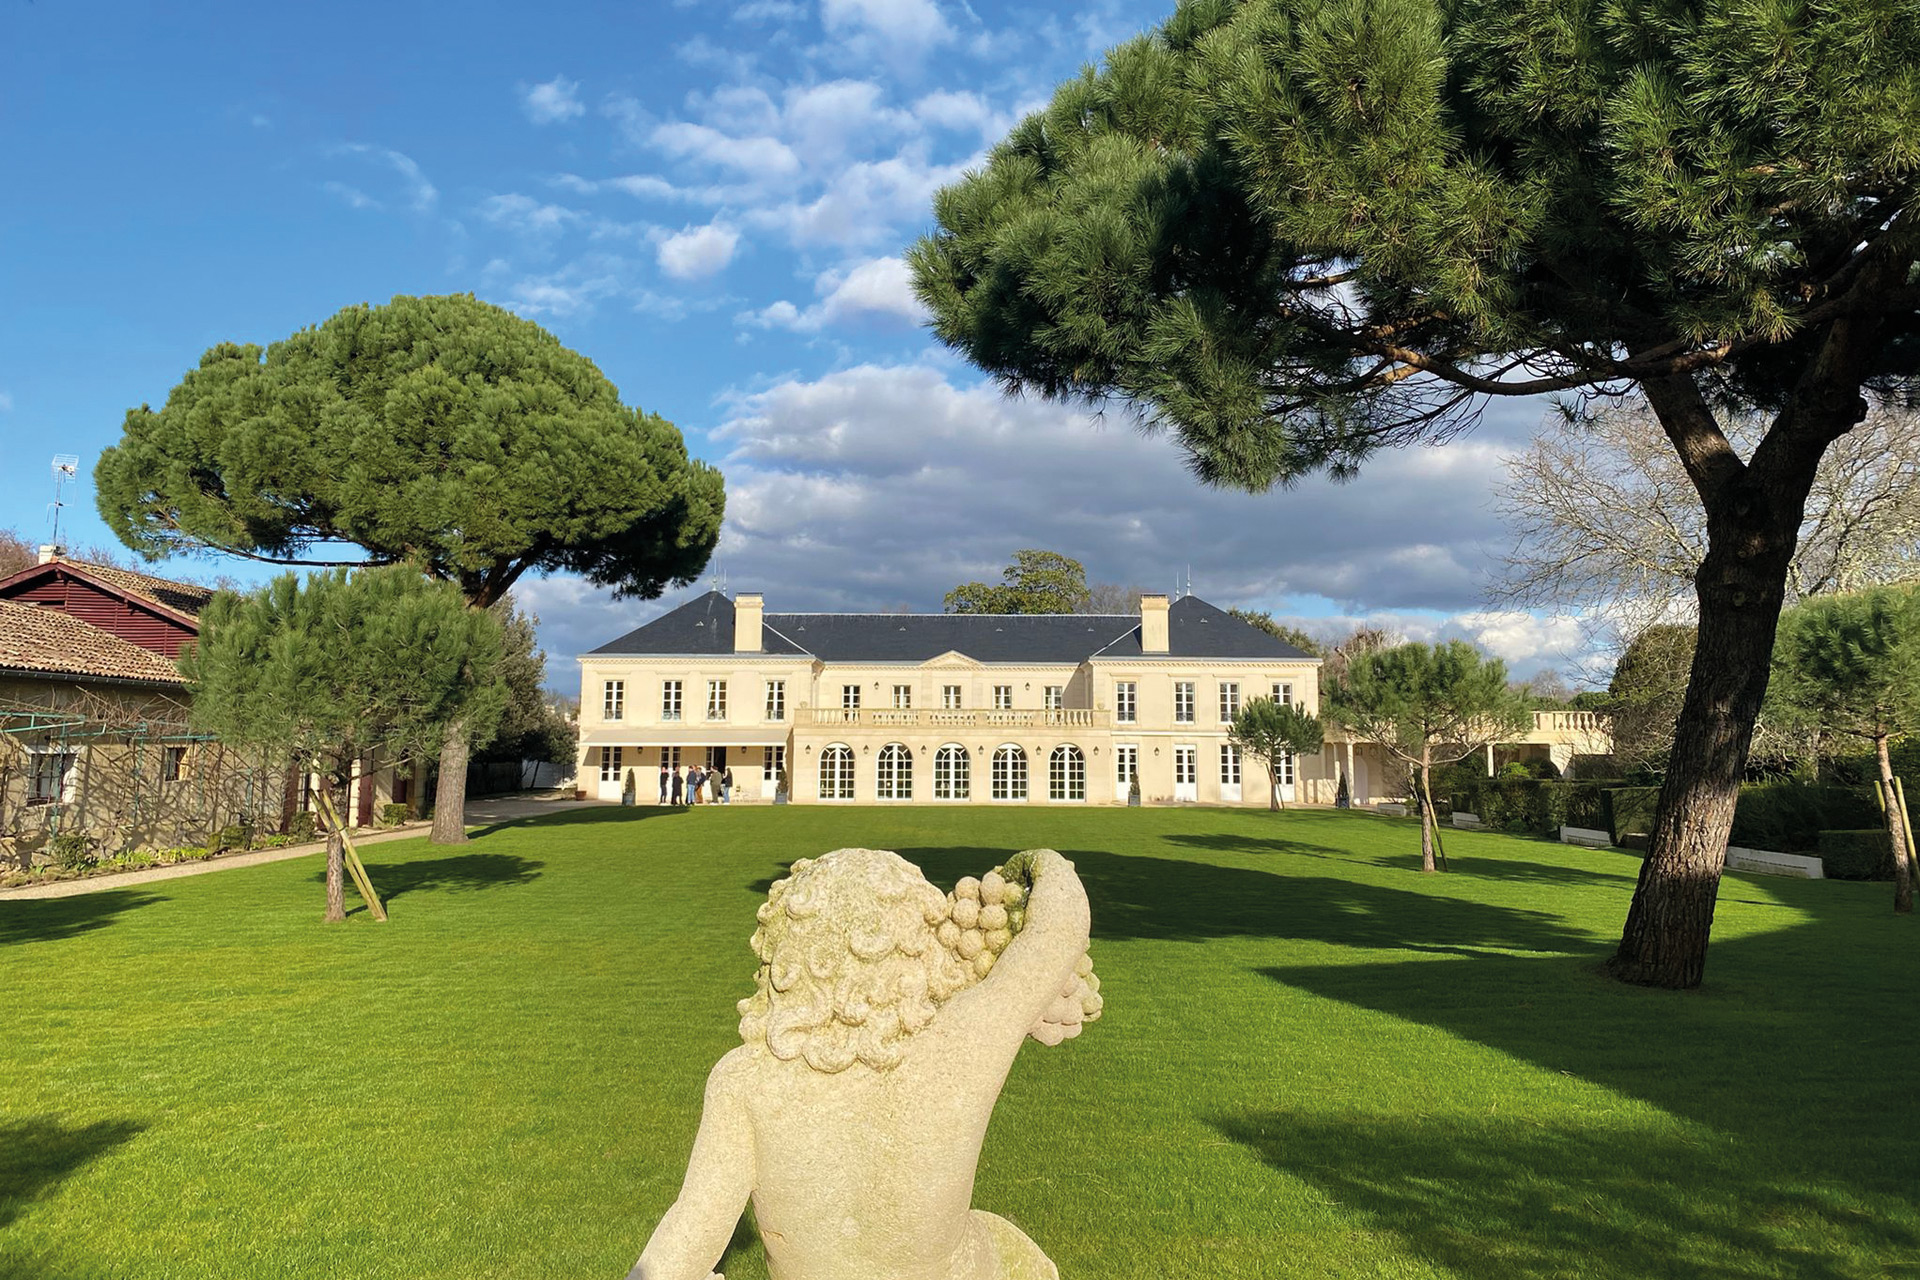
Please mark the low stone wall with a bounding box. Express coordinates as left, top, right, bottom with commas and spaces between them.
1559, 825, 1612, 848
1725, 845, 1825, 879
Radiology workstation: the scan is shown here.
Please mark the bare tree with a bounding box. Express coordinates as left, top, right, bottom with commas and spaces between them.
1081, 582, 1148, 615
1496, 399, 1920, 640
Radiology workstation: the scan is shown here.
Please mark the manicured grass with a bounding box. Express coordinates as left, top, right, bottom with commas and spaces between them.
2, 805, 1916, 1279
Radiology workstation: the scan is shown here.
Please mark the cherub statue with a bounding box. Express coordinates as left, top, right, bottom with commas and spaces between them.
630, 847, 1102, 1280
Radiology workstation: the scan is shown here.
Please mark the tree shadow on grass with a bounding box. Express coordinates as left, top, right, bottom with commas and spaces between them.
0, 890, 169, 946
1157, 831, 1357, 860
466, 804, 690, 840
786, 847, 1604, 957
1214, 1108, 1914, 1280
312, 854, 543, 907
0, 1116, 146, 1229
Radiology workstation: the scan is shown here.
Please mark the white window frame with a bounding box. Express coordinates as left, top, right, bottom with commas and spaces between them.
1115, 681, 1137, 724
765, 680, 786, 722
603, 679, 625, 721
1174, 746, 1197, 786
819, 744, 855, 800
662, 745, 681, 771
1220, 743, 1243, 785
707, 679, 728, 721
942, 684, 963, 710
1048, 745, 1086, 802
662, 680, 682, 722
1044, 685, 1064, 711
1116, 745, 1138, 786
990, 745, 1028, 800
992, 685, 1013, 711
877, 743, 913, 800
28, 748, 77, 805
1272, 681, 1293, 707
1277, 750, 1296, 785
842, 685, 862, 711
1219, 682, 1241, 722
598, 746, 624, 783
763, 744, 785, 784
1174, 681, 1195, 724
892, 684, 913, 710
934, 744, 970, 800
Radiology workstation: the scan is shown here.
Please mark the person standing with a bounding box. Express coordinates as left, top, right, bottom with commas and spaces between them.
658, 760, 670, 805
670, 765, 684, 806
721, 764, 734, 805
688, 763, 704, 805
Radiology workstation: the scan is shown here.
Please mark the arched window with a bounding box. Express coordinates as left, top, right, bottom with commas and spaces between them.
991, 746, 1028, 801
877, 743, 913, 800
1049, 745, 1086, 801
934, 745, 970, 800
819, 744, 854, 800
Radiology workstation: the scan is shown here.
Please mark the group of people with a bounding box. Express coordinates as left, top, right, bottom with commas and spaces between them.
661, 760, 732, 806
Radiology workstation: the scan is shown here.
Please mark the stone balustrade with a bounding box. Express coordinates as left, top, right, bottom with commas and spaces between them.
803, 706, 1109, 730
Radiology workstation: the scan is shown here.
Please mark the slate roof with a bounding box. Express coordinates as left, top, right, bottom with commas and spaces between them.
0, 599, 185, 685
589, 591, 1316, 663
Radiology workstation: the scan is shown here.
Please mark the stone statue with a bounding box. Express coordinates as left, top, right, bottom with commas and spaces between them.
629, 847, 1103, 1280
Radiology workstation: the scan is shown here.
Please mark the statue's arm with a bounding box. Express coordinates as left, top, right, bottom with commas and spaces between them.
627, 1051, 756, 1280
945, 849, 1091, 1053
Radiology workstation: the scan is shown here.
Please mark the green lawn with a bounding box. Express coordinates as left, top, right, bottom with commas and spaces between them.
3, 806, 1915, 1280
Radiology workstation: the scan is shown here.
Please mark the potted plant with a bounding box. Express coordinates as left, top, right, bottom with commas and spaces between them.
774, 766, 790, 805
1127, 774, 1141, 807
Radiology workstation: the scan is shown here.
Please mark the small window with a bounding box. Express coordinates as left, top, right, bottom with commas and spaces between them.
877, 744, 913, 800
763, 745, 785, 783
1219, 682, 1241, 722
1220, 743, 1242, 785
765, 680, 786, 721
661, 745, 681, 771
603, 679, 625, 721
1044, 685, 1063, 711
161, 745, 189, 782
707, 680, 728, 721
29, 750, 76, 805
992, 685, 1013, 711
991, 745, 1028, 800
1174, 681, 1194, 724
934, 745, 970, 799
1115, 681, 1137, 724
599, 746, 624, 782
662, 681, 682, 722
942, 684, 962, 710
1272, 681, 1293, 707
820, 744, 855, 800
842, 685, 862, 711
1048, 745, 1086, 801
892, 684, 912, 710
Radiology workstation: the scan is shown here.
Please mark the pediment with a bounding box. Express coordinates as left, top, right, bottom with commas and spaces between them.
920, 650, 985, 670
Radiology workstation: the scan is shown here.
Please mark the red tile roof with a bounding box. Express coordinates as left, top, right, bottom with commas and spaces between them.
0, 599, 185, 685
60, 560, 215, 620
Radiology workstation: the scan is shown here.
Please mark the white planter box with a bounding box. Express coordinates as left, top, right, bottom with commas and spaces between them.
1725, 846, 1825, 879
1452, 812, 1484, 829
1559, 825, 1612, 848
1374, 803, 1409, 817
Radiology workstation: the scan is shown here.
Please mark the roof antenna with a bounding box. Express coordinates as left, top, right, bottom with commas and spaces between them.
711, 555, 728, 597
48, 455, 79, 548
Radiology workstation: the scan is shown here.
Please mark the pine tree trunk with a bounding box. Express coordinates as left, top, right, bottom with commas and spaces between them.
431, 717, 470, 845
321, 776, 346, 923
1877, 735, 1914, 915
1609, 492, 1798, 988
1418, 752, 1437, 873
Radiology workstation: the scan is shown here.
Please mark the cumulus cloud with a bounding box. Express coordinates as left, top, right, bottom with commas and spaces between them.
656, 221, 741, 279
651, 121, 802, 177
478, 193, 581, 236
522, 76, 586, 125
821, 0, 954, 53
742, 256, 928, 331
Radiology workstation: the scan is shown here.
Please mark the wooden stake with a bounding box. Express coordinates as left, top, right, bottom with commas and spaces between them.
316, 790, 386, 921
1895, 778, 1917, 885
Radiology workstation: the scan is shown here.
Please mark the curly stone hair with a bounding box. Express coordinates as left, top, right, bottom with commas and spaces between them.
736, 848, 975, 1073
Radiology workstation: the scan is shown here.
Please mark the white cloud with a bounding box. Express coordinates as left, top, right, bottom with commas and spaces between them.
478, 193, 582, 235
733, 0, 805, 20
821, 0, 954, 52
742, 255, 927, 331
655, 221, 741, 279
522, 75, 586, 125
323, 181, 381, 211
651, 121, 801, 177
331, 144, 438, 212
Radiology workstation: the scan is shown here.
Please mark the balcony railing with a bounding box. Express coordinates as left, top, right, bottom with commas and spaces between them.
804, 707, 1109, 730
1531, 710, 1611, 735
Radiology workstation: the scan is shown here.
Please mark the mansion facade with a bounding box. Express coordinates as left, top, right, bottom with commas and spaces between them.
578, 590, 1336, 807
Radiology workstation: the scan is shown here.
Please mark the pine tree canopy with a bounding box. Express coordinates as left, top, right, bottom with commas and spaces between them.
910, 0, 1920, 490
96, 294, 725, 605
1771, 585, 1920, 741
1328, 640, 1532, 762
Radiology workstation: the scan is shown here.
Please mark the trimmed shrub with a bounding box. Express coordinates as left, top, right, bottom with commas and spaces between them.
1604, 787, 1661, 845
49, 833, 95, 871
207, 824, 253, 855
284, 812, 317, 842
378, 802, 410, 827
1730, 783, 1877, 854
1449, 777, 1606, 835
1819, 829, 1895, 881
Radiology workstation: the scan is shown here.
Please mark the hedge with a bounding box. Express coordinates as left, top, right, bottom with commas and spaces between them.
1447, 777, 1610, 837
1818, 829, 1895, 881
1602, 782, 1881, 852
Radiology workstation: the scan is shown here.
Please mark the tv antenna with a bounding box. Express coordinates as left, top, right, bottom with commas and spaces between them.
711, 555, 728, 597
49, 455, 79, 546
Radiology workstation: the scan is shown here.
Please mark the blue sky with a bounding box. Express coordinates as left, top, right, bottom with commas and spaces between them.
0, 0, 1583, 681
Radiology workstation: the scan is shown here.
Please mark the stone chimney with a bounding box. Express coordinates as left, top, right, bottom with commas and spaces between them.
36, 544, 64, 565
734, 592, 764, 653
1140, 593, 1169, 655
